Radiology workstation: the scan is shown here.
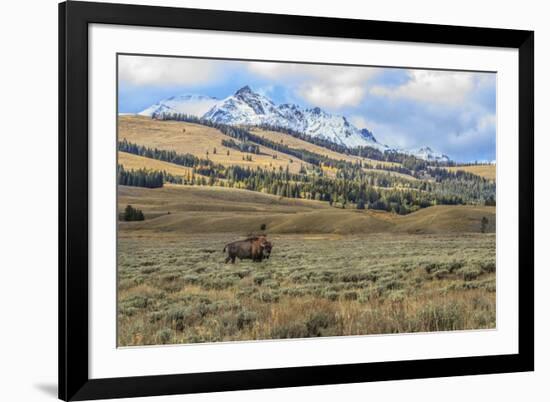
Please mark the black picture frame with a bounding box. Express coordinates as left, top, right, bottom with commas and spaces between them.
59, 1, 534, 400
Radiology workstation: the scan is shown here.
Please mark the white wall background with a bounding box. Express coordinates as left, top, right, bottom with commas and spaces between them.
0, 0, 545, 401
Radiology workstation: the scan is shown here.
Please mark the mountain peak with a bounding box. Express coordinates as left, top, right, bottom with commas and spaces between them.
235, 85, 254, 96
202, 86, 385, 149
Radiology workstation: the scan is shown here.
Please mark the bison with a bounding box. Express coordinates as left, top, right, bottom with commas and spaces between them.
223, 235, 273, 263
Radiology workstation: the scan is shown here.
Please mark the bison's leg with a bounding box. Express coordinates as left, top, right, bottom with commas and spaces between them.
231, 256, 236, 264
225, 256, 232, 264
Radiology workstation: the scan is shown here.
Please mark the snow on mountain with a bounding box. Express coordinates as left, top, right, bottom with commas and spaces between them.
202, 86, 386, 150
139, 94, 219, 118
139, 86, 450, 161
410, 147, 450, 163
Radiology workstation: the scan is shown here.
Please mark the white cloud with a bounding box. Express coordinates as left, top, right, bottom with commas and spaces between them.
348, 115, 369, 129
477, 114, 496, 132
370, 70, 476, 106
118, 55, 219, 87
298, 83, 364, 109
247, 63, 307, 79
247, 62, 379, 109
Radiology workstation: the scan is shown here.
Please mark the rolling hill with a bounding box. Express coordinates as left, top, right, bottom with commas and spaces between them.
118, 184, 495, 235
118, 115, 312, 174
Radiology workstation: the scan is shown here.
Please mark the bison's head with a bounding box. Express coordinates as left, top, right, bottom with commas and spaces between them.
261, 240, 273, 259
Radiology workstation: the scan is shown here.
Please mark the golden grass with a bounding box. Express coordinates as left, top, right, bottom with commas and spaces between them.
118, 151, 207, 180
447, 165, 496, 181
118, 115, 311, 174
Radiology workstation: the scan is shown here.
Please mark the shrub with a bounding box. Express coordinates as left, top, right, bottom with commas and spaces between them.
473, 309, 496, 327
306, 312, 335, 336
447, 261, 464, 273
255, 290, 280, 303
323, 290, 339, 301
148, 311, 164, 323
387, 290, 406, 303
120, 295, 149, 309
182, 274, 199, 285
233, 270, 251, 279
160, 273, 179, 282
118, 306, 138, 316
236, 310, 258, 329
378, 278, 403, 291
270, 323, 309, 339
434, 269, 450, 280
479, 261, 496, 273
458, 267, 483, 281
155, 328, 173, 344
253, 273, 271, 286
341, 272, 377, 283
424, 263, 440, 274
121, 205, 145, 221
263, 279, 280, 289
343, 290, 358, 300
236, 287, 256, 298
166, 308, 193, 331
209, 278, 237, 290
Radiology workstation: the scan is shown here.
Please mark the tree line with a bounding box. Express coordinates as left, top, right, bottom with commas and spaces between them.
119, 138, 213, 168
117, 165, 183, 188
221, 138, 260, 154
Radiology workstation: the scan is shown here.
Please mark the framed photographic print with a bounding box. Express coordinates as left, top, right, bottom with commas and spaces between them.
59, 1, 534, 400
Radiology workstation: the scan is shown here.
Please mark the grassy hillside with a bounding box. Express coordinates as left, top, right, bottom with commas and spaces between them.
119, 115, 311, 174
118, 184, 495, 235
448, 165, 496, 181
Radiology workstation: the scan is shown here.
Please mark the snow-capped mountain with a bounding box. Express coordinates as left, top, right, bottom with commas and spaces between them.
202, 86, 386, 150
410, 147, 450, 163
138, 86, 449, 161
139, 94, 219, 118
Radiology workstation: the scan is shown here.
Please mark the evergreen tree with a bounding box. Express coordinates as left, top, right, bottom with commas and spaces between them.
122, 205, 145, 221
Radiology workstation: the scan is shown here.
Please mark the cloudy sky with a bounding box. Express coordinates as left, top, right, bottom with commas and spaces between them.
118, 55, 496, 162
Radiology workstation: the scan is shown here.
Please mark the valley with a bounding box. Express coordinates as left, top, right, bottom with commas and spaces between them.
116, 85, 496, 345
